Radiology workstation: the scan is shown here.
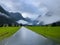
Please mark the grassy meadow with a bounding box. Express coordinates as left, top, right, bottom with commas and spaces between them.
26, 26, 60, 43
0, 27, 20, 40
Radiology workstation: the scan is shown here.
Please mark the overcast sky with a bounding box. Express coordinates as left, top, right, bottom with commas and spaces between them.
0, 0, 60, 24
0, 0, 48, 19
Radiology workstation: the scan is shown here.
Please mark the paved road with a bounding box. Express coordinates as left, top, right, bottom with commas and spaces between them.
0, 27, 58, 45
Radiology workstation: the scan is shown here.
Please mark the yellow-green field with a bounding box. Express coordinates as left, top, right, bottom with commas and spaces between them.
26, 26, 60, 43
0, 27, 20, 40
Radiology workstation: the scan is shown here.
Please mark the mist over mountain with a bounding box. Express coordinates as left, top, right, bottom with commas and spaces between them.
0, 13, 17, 24
0, 5, 60, 26
0, 5, 33, 25
9, 12, 24, 21
0, 6, 19, 25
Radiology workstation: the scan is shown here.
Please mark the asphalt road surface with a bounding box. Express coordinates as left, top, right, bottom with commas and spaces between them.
0, 27, 58, 45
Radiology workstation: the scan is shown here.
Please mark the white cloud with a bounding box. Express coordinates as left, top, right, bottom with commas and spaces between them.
22, 12, 38, 20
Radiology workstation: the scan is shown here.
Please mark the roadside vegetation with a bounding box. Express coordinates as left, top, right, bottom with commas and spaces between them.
0, 26, 20, 40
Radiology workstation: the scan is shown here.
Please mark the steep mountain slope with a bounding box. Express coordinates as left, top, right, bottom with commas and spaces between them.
9, 12, 24, 21
0, 6, 18, 25
0, 13, 18, 25
0, 6, 9, 15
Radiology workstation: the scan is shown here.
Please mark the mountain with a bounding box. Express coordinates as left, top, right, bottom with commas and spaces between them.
0, 6, 18, 25
1, 5, 58, 26
0, 5, 41, 25
0, 13, 17, 24
0, 5, 9, 15
9, 12, 24, 21
51, 21, 60, 26
0, 5, 31, 25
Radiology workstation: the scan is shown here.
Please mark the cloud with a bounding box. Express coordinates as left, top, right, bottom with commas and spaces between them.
0, 0, 60, 24
0, 0, 49, 16
0, 0, 43, 19
22, 12, 38, 19
0, 0, 16, 12
0, 0, 60, 16
0, 0, 40, 14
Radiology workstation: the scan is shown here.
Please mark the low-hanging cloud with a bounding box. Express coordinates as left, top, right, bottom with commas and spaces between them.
0, 0, 60, 24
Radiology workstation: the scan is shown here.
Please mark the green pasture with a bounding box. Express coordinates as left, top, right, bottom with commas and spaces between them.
26, 26, 60, 43
0, 27, 20, 40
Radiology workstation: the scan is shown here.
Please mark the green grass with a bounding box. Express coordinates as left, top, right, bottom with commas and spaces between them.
25, 26, 60, 43
0, 26, 21, 40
